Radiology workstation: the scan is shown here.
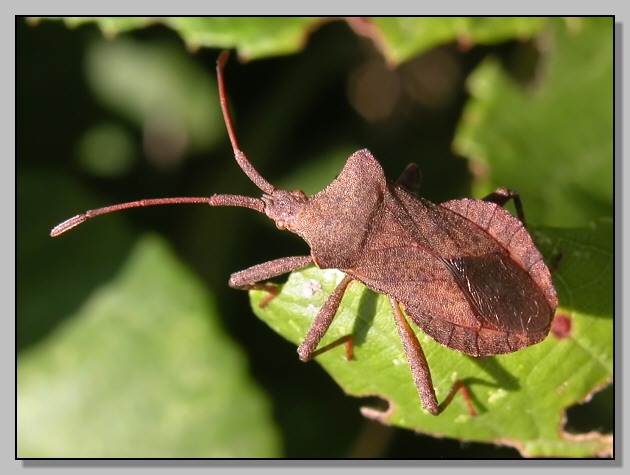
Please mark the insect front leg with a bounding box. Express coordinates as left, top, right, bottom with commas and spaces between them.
229, 255, 313, 307
481, 188, 526, 226
390, 299, 475, 416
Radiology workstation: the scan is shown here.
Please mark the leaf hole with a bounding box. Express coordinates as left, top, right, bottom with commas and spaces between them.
564, 384, 613, 435
358, 394, 393, 421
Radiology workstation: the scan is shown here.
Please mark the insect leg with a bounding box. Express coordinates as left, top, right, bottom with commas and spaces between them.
481, 188, 526, 226
297, 275, 354, 362
229, 255, 313, 307
389, 298, 439, 415
390, 299, 476, 416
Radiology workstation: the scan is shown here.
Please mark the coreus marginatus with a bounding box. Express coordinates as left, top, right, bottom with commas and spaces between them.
51, 52, 558, 416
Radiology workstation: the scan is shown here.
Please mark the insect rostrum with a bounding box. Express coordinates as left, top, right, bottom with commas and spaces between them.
51, 51, 558, 417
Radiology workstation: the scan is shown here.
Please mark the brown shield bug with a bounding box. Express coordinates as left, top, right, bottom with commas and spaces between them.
51, 51, 558, 416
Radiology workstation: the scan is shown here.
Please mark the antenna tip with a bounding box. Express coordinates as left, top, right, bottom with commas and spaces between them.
50, 214, 87, 237
217, 50, 229, 69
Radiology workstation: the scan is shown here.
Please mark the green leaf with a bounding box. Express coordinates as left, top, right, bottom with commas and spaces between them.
372, 17, 548, 64
32, 16, 550, 64
32, 17, 322, 60
249, 220, 612, 458
30, 16, 156, 35
18, 235, 281, 458
454, 18, 613, 227
163, 17, 322, 59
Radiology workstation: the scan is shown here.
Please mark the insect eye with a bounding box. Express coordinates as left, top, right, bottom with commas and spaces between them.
275, 219, 286, 230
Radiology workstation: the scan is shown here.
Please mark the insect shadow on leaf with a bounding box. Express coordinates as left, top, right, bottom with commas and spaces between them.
353, 287, 379, 348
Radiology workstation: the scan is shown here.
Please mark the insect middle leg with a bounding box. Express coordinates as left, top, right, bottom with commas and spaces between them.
297, 274, 354, 362
390, 299, 475, 416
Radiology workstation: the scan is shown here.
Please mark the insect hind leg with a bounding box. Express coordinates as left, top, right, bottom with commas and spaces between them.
482, 188, 526, 226
396, 163, 422, 196
390, 298, 476, 416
